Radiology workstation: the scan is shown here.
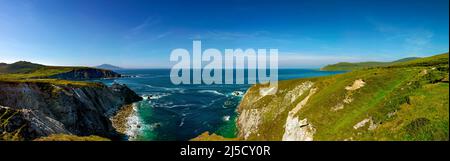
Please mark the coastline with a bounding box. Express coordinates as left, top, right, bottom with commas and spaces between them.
111, 104, 136, 138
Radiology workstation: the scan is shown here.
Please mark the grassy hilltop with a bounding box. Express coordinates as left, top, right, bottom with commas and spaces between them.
321, 57, 420, 71
0, 62, 137, 141
195, 52, 449, 141
0, 61, 119, 86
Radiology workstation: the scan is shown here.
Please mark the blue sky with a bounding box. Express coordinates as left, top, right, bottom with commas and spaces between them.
0, 0, 448, 68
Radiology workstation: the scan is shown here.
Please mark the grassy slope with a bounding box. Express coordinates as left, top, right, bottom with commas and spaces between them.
196, 53, 448, 141
275, 53, 447, 140
321, 57, 420, 71
0, 61, 44, 74
321, 62, 390, 71
0, 62, 105, 87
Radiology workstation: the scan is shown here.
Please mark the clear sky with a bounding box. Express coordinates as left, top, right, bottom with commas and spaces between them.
0, 0, 448, 68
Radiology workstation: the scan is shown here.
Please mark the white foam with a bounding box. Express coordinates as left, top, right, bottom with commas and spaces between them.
198, 90, 225, 96
201, 98, 223, 108
230, 91, 244, 97
142, 93, 171, 100
124, 104, 142, 140
179, 117, 185, 127
167, 104, 196, 108
146, 84, 185, 93
223, 115, 231, 121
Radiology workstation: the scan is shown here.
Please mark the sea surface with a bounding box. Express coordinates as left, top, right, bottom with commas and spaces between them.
95, 69, 344, 141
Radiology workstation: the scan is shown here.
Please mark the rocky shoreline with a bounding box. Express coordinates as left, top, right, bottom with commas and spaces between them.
0, 81, 142, 141
111, 104, 135, 136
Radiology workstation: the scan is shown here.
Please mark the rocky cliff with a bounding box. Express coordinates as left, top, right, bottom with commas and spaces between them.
0, 81, 142, 140
49, 68, 121, 80
193, 53, 449, 141
234, 53, 449, 141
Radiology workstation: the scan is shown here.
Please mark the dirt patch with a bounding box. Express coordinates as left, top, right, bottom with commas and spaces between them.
332, 103, 345, 111
353, 117, 377, 130
333, 79, 366, 111
345, 79, 366, 91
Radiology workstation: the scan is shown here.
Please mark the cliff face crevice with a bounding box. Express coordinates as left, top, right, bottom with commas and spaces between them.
0, 81, 141, 140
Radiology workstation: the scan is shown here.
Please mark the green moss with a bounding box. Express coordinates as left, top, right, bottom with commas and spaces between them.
0, 108, 25, 141
190, 132, 239, 141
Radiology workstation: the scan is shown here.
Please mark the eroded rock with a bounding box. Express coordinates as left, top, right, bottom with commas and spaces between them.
345, 79, 366, 91
282, 87, 318, 141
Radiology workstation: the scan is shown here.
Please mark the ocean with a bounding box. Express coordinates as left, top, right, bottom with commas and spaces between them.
95, 69, 344, 141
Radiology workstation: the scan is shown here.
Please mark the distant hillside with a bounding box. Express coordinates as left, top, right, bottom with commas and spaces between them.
195, 53, 449, 141
0, 61, 121, 82
96, 64, 124, 71
0, 61, 45, 74
392, 57, 421, 63
1, 62, 141, 141
321, 57, 421, 71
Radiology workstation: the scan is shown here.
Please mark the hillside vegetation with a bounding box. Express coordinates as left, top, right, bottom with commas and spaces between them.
0, 61, 138, 141
321, 57, 420, 71
0, 61, 120, 86
0, 61, 44, 74
196, 53, 449, 141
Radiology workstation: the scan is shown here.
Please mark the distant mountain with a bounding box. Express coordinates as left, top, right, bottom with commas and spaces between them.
321, 57, 421, 71
95, 64, 124, 71
392, 57, 421, 63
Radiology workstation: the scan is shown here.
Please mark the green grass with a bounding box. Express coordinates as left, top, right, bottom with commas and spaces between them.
0, 61, 44, 74
321, 55, 427, 71
0, 107, 26, 141
321, 61, 391, 71
34, 134, 110, 141
0, 78, 103, 87
322, 69, 411, 138
0, 62, 106, 87
372, 83, 449, 140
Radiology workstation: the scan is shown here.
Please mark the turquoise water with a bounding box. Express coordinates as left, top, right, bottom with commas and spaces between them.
96, 69, 344, 141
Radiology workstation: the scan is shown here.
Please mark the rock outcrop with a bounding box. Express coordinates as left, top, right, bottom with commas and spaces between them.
49, 68, 121, 80
0, 81, 141, 140
282, 87, 317, 141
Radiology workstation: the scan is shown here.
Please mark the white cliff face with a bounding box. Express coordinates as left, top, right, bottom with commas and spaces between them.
282, 117, 315, 141
236, 81, 318, 141
238, 109, 262, 140
282, 87, 317, 141
284, 81, 315, 103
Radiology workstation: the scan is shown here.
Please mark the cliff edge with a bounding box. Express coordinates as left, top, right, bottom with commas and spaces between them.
195, 53, 449, 141
0, 62, 142, 141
